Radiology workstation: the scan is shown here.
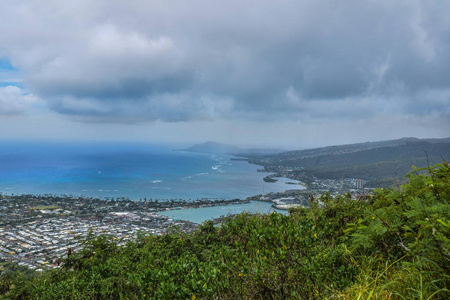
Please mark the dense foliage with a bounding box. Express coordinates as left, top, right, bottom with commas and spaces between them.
251, 140, 450, 187
1, 163, 449, 299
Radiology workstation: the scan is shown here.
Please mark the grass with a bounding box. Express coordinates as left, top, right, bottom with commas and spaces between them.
29, 205, 59, 210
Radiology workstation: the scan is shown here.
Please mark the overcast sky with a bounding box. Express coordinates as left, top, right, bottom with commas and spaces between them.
0, 0, 449, 149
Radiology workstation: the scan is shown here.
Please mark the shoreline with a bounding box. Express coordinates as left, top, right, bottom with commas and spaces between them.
0, 192, 296, 270
0, 193, 251, 270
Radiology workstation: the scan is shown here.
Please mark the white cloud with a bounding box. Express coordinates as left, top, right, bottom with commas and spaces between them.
0, 86, 38, 115
0, 0, 448, 143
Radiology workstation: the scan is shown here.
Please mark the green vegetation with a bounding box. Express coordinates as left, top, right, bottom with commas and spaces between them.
263, 176, 278, 183
251, 138, 450, 188
29, 206, 59, 210
1, 163, 449, 299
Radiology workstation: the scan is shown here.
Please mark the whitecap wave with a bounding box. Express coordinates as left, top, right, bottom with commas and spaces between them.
151, 180, 162, 183
182, 172, 209, 181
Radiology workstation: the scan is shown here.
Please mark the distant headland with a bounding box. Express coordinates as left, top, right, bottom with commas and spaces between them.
179, 137, 450, 190
177, 141, 285, 157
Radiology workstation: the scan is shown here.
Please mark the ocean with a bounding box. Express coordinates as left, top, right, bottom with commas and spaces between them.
0, 141, 302, 201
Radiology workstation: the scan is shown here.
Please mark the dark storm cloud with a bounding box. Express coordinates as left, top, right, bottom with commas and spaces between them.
1, 0, 449, 123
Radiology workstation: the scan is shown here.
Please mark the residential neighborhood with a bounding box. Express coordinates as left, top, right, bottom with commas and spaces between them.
1, 194, 249, 270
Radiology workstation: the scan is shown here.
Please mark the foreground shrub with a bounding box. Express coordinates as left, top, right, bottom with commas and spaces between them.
1, 163, 449, 299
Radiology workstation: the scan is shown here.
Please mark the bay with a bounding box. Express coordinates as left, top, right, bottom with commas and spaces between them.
158, 200, 288, 224
0, 141, 303, 201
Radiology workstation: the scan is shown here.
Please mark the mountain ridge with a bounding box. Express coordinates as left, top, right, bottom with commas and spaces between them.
179, 141, 285, 156
248, 137, 450, 188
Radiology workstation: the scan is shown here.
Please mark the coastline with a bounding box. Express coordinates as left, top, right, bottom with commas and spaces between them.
0, 191, 300, 270
0, 145, 316, 272
0, 145, 302, 201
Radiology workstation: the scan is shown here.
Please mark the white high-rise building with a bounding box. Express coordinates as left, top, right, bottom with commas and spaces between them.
356, 179, 364, 189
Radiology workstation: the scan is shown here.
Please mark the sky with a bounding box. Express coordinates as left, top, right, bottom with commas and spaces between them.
0, 0, 449, 149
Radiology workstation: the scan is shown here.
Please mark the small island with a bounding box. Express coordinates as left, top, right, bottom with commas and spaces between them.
263, 176, 278, 183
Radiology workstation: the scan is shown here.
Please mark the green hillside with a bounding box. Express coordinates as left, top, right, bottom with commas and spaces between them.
1, 163, 449, 299
250, 138, 450, 187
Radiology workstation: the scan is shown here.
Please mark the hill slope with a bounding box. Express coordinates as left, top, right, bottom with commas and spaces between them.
250, 137, 450, 187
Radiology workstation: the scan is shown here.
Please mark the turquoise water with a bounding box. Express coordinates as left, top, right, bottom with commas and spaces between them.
159, 200, 288, 224
0, 141, 303, 201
